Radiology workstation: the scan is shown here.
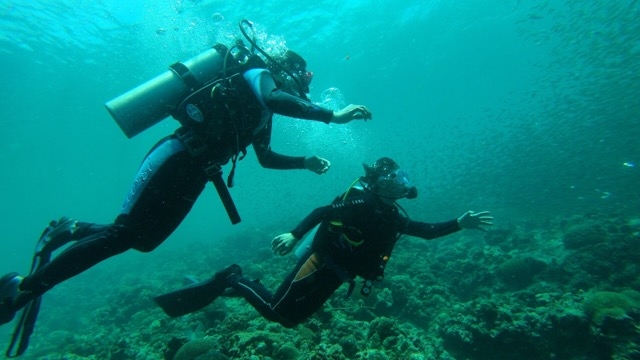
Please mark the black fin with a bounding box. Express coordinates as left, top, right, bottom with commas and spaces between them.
153, 277, 224, 318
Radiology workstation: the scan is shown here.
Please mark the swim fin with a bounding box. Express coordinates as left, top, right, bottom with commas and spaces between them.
181, 274, 259, 298
5, 217, 77, 358
6, 296, 41, 358
154, 265, 241, 318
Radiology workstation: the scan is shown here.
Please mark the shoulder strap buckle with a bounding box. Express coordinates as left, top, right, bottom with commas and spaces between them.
174, 127, 207, 157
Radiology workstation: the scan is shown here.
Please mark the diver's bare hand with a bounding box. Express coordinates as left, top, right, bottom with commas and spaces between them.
271, 233, 298, 256
331, 104, 372, 124
304, 156, 331, 174
457, 211, 494, 232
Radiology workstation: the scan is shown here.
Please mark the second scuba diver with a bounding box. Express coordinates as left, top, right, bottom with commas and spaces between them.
154, 157, 493, 327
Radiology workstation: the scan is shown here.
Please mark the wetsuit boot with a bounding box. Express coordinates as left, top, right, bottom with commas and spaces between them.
0, 273, 22, 325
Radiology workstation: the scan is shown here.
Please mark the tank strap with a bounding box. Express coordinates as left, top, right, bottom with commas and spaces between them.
174, 126, 208, 157
169, 61, 201, 92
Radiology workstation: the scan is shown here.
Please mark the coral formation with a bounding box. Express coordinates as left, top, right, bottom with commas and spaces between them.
173, 338, 225, 360
496, 256, 547, 289
11, 211, 640, 359
562, 222, 607, 249
583, 290, 640, 325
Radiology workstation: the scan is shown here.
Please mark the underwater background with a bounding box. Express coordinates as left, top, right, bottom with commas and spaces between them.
1, 0, 639, 359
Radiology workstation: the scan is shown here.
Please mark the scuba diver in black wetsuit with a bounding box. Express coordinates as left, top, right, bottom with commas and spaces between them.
153, 157, 493, 327
0, 20, 371, 357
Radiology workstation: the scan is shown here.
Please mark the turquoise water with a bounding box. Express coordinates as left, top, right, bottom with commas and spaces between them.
1, 1, 639, 359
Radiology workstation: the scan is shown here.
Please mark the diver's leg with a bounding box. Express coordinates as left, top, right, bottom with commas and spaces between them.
226, 275, 281, 323
1, 222, 119, 325
16, 223, 133, 305
270, 253, 344, 326
229, 253, 343, 327
119, 137, 208, 253
13, 137, 207, 309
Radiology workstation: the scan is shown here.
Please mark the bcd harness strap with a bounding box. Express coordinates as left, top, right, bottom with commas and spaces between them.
326, 183, 411, 297
170, 44, 248, 225
175, 127, 241, 225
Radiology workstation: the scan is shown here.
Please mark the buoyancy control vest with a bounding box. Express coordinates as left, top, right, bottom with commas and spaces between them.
175, 47, 268, 225
172, 45, 267, 161
314, 187, 408, 296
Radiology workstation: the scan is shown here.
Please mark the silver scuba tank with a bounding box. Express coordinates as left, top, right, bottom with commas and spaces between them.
295, 224, 320, 259
105, 45, 227, 138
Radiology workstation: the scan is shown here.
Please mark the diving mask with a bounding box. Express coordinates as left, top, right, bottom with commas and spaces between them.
374, 169, 418, 199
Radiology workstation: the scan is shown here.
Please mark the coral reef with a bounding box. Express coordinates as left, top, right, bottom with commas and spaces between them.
495, 256, 547, 289
9, 211, 640, 359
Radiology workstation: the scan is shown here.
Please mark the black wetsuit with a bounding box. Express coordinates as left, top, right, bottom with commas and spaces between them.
228, 187, 461, 327
18, 68, 333, 300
